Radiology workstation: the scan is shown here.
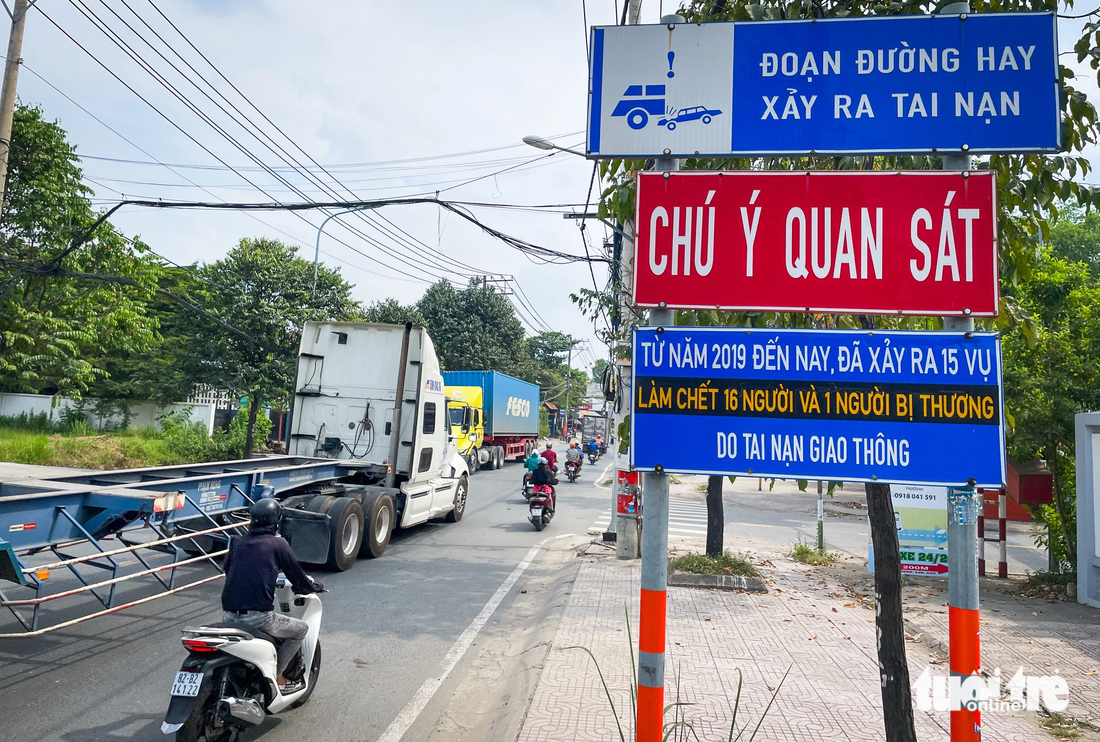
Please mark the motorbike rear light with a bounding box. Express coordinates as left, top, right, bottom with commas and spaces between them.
182, 639, 220, 653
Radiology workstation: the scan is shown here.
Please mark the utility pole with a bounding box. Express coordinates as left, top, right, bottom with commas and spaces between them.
0, 0, 30, 218
563, 344, 573, 440
611, 0, 645, 553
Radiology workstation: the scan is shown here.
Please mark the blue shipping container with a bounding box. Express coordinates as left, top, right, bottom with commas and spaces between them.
442, 371, 540, 437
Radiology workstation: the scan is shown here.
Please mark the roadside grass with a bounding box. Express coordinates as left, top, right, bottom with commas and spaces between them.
0, 428, 173, 468
568, 607, 789, 741
0, 408, 272, 469
1039, 712, 1100, 739
791, 537, 837, 566
1020, 570, 1077, 601
672, 551, 759, 578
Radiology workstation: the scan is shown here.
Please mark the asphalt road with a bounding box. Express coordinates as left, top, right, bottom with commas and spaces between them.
0, 457, 612, 742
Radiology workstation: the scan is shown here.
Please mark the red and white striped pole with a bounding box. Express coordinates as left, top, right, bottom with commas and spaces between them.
948, 485, 982, 742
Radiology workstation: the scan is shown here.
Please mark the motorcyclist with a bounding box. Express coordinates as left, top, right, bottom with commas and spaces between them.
530, 459, 558, 511
542, 443, 558, 472
564, 441, 582, 475
221, 497, 324, 693
587, 438, 600, 458
523, 450, 540, 491
596, 434, 605, 455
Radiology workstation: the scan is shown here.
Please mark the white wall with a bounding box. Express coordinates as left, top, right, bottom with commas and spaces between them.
0, 393, 216, 436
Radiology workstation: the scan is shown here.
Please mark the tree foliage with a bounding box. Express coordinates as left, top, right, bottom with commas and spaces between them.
1050, 206, 1100, 274
168, 238, 360, 455
416, 278, 531, 376
528, 331, 577, 371
361, 297, 426, 327
1002, 243, 1100, 569
0, 104, 161, 395
591, 358, 609, 384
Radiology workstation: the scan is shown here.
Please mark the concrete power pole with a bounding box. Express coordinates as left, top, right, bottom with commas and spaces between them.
0, 0, 30, 218
563, 344, 573, 440
610, 0, 646, 553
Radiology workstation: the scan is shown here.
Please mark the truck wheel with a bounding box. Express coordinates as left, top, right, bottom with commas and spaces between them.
467, 449, 478, 474
493, 447, 503, 469
358, 491, 394, 558
446, 475, 468, 522
480, 448, 493, 471
306, 495, 337, 515
323, 497, 364, 572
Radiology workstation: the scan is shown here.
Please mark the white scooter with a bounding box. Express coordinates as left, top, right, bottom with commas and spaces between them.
161, 575, 323, 742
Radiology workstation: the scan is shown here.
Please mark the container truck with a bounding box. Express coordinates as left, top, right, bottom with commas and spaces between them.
442, 371, 540, 472
287, 322, 470, 565
581, 415, 609, 450
0, 322, 470, 637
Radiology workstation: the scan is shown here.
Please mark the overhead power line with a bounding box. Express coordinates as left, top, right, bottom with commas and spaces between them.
65, 197, 607, 267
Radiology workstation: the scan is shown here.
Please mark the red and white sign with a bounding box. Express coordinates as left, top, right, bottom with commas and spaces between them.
633, 171, 998, 316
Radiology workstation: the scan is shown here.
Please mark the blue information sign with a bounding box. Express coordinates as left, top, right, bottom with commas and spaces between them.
588, 12, 1059, 157
630, 327, 1006, 487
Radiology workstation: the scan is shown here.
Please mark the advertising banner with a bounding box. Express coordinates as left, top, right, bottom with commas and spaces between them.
633, 170, 999, 316
630, 327, 1006, 487
890, 484, 950, 575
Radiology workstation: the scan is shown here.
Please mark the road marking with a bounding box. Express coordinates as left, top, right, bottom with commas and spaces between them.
728, 521, 775, 528
589, 499, 710, 535
374, 532, 575, 742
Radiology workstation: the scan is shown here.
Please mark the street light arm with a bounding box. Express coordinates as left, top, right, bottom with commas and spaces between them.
522, 135, 588, 159
313, 205, 374, 297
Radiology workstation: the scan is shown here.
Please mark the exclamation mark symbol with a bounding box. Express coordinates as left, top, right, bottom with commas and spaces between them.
667, 51, 675, 78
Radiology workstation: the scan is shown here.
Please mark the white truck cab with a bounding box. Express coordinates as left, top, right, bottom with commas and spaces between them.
288, 322, 469, 533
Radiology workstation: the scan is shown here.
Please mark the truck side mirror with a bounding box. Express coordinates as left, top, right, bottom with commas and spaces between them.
462, 408, 472, 430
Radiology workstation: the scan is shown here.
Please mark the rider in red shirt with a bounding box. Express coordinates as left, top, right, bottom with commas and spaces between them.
541, 443, 558, 472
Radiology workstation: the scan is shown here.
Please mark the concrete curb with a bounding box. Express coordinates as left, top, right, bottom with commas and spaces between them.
666, 564, 769, 593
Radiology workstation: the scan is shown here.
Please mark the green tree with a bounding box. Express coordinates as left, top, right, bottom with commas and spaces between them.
591, 358, 608, 384
0, 104, 161, 395
176, 238, 360, 457
1002, 249, 1100, 569
528, 331, 576, 370
417, 278, 530, 376
83, 265, 209, 413
361, 297, 426, 326
1050, 207, 1100, 275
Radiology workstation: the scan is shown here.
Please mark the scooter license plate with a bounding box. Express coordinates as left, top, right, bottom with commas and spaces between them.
530, 507, 543, 515
171, 671, 203, 697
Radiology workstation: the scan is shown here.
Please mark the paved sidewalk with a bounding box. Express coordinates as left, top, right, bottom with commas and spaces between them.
517, 552, 1049, 741
904, 579, 1100, 723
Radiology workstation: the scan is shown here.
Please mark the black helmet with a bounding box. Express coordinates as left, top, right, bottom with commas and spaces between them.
250, 497, 283, 528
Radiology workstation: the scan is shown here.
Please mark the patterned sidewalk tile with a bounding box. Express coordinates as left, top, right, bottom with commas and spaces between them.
517, 554, 1049, 742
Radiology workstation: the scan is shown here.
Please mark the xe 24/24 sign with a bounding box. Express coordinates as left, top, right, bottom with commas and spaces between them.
630, 327, 1006, 488
634, 171, 998, 316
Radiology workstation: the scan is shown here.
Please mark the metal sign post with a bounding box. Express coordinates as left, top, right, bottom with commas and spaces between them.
635, 92, 681, 738
948, 486, 982, 741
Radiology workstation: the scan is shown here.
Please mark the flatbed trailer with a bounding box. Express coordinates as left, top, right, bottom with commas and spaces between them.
0, 456, 394, 637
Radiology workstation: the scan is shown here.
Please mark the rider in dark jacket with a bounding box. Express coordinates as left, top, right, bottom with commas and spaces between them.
222, 498, 323, 692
